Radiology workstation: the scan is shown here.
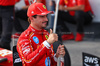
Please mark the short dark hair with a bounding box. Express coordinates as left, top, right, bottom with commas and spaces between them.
28, 15, 37, 24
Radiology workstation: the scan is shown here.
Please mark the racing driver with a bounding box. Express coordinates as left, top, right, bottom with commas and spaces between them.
17, 3, 65, 66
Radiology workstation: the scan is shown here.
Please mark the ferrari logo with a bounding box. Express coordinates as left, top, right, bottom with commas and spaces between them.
45, 35, 48, 39
43, 5, 46, 9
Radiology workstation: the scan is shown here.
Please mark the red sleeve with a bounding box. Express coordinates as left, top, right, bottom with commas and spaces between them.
77, 0, 85, 5
17, 36, 49, 65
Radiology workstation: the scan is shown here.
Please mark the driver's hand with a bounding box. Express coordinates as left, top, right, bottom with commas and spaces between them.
47, 29, 58, 44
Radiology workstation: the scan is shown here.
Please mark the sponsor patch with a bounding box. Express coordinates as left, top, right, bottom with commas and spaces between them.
19, 39, 29, 43
14, 58, 22, 63
22, 46, 29, 51
45, 57, 51, 66
23, 48, 30, 55
33, 36, 39, 44
21, 42, 29, 48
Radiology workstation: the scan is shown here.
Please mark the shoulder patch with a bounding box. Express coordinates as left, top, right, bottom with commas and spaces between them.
33, 36, 39, 44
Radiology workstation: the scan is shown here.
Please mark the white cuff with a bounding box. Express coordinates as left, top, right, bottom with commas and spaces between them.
54, 54, 58, 62
43, 41, 51, 49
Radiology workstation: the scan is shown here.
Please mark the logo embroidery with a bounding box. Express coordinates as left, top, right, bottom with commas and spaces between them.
45, 57, 51, 66
43, 5, 46, 9
45, 35, 48, 39
33, 36, 39, 44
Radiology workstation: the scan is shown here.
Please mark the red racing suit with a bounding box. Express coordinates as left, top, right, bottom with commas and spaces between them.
17, 25, 57, 66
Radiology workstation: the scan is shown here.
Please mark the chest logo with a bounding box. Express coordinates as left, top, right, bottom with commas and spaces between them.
45, 57, 51, 66
45, 35, 48, 39
33, 36, 39, 44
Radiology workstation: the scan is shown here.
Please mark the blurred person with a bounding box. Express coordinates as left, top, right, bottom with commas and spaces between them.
41, 0, 55, 31
0, 17, 2, 38
45, 0, 56, 29
57, 0, 94, 41
0, 0, 15, 50
17, 3, 65, 66
12, 0, 46, 38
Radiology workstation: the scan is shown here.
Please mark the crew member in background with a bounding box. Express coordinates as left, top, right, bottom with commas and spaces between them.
58, 0, 94, 41
17, 3, 65, 66
0, 0, 15, 50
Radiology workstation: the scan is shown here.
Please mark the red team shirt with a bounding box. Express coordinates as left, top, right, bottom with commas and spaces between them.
24, 0, 46, 5
0, 0, 45, 6
59, 0, 93, 16
0, 0, 15, 6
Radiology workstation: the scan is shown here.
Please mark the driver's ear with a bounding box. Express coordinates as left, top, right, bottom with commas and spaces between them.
29, 17, 34, 22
